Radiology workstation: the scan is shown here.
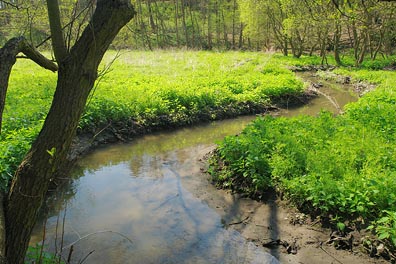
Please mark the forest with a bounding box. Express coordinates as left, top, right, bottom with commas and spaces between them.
0, 0, 396, 263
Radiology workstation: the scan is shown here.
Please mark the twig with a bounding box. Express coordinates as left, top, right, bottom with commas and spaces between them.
62, 230, 133, 250
18, 187, 40, 198
227, 215, 250, 226
79, 250, 95, 264
309, 85, 343, 114
90, 122, 112, 143
54, 212, 60, 260
69, 225, 82, 240
67, 245, 74, 263
86, 50, 122, 108
38, 217, 47, 263
35, 2, 94, 49
154, 194, 179, 210
60, 203, 68, 258
319, 243, 345, 264
0, 0, 20, 9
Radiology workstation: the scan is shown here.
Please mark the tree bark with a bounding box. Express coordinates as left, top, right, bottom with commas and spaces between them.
4, 1, 135, 263
180, 0, 189, 47
0, 37, 58, 134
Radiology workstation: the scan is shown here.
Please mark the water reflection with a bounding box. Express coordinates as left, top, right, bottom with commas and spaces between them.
281, 72, 357, 117
30, 73, 357, 263
31, 116, 280, 263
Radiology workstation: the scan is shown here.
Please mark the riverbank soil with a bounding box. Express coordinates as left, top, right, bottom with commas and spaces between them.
185, 147, 389, 264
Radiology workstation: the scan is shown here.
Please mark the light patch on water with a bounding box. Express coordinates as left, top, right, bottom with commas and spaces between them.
30, 74, 356, 263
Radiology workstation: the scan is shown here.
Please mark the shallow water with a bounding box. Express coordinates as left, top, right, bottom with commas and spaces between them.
30, 73, 357, 263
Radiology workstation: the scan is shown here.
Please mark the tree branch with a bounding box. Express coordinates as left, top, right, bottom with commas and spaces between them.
71, 0, 136, 68
0, 36, 58, 133
46, 0, 68, 62
0, 0, 20, 9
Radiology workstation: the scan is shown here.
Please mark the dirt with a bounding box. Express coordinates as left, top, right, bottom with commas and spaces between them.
182, 146, 390, 264
64, 126, 391, 264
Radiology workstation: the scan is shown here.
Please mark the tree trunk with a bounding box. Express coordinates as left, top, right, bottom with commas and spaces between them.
231, 0, 236, 49
4, 1, 135, 263
0, 37, 58, 134
174, 0, 180, 47
188, 2, 196, 48
207, 0, 212, 49
238, 22, 243, 49
180, 0, 188, 47
334, 23, 342, 66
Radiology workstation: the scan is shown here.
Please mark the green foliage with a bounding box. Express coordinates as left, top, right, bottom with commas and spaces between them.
25, 244, 64, 264
368, 210, 396, 252
1, 50, 304, 189
209, 66, 396, 245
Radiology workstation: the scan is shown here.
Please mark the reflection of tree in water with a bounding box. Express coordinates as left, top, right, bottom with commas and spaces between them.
129, 154, 164, 179
36, 164, 85, 223
74, 116, 255, 173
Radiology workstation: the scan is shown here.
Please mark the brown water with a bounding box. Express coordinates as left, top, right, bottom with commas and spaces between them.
30, 73, 357, 264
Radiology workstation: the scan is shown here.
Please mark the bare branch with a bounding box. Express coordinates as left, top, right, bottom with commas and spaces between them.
0, 36, 57, 132
36, 1, 95, 49
46, 0, 68, 62
0, 0, 20, 9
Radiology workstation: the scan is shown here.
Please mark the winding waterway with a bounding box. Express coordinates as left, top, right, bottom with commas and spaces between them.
30, 73, 357, 263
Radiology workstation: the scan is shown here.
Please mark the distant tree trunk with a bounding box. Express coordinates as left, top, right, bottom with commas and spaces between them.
231, 0, 236, 49
3, 1, 135, 263
215, 0, 220, 47
281, 36, 288, 56
137, 0, 152, 50
334, 23, 342, 65
207, 0, 212, 49
238, 22, 243, 49
180, 0, 189, 47
187, 2, 196, 47
174, 0, 180, 46
146, 0, 159, 47
221, 9, 228, 49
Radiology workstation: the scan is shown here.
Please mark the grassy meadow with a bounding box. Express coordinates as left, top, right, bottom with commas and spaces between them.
209, 61, 396, 255
1, 50, 308, 190
2, 50, 396, 256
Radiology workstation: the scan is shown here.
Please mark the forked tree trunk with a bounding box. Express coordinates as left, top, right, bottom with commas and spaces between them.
0, 37, 58, 133
3, 1, 135, 263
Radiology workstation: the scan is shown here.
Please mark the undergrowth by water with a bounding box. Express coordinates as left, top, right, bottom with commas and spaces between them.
3, 50, 396, 260
1, 51, 306, 190
209, 65, 396, 259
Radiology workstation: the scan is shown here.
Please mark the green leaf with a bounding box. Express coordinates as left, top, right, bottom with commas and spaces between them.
337, 222, 346, 232
378, 232, 390, 240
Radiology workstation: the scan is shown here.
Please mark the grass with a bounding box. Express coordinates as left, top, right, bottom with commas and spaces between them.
1, 50, 305, 190
209, 63, 396, 256
4, 50, 396, 258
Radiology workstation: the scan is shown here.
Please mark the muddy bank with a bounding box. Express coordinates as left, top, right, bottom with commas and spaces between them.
193, 152, 389, 264
40, 69, 385, 263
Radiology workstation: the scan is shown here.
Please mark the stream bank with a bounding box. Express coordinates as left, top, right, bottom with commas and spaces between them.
30, 71, 387, 263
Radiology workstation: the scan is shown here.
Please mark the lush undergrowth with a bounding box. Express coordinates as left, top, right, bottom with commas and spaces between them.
209, 66, 396, 257
1, 50, 307, 190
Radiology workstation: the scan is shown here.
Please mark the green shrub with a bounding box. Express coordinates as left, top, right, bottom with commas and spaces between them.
209, 66, 396, 248
1, 50, 306, 189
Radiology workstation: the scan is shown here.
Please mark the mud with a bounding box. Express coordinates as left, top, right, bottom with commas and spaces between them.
31, 71, 387, 263
189, 149, 389, 264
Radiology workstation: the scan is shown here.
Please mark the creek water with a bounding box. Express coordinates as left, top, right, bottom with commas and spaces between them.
30, 73, 357, 263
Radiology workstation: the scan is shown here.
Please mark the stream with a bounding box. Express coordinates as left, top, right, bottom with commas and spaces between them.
30, 73, 357, 263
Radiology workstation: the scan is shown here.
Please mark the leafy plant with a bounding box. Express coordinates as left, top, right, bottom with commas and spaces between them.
209, 64, 396, 248
25, 244, 64, 264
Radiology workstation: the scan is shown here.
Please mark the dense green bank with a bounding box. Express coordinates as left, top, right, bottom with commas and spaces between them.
209, 64, 396, 257
1, 51, 310, 190
2, 50, 396, 258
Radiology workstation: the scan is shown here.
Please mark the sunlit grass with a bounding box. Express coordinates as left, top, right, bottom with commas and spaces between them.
1, 50, 304, 189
